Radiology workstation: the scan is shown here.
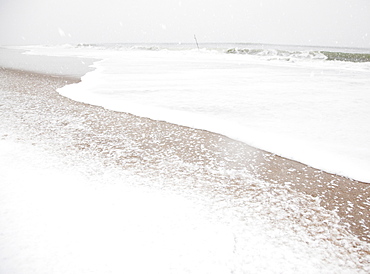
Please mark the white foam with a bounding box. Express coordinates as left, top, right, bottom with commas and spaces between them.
21, 45, 370, 182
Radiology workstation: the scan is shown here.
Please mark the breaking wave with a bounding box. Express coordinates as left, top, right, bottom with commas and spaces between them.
226, 48, 324, 60
226, 47, 370, 63
321, 51, 370, 62
76, 43, 102, 48
129, 45, 163, 51
46, 43, 370, 64
76, 43, 163, 51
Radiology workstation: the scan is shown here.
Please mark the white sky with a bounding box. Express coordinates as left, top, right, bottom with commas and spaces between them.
0, 0, 369, 47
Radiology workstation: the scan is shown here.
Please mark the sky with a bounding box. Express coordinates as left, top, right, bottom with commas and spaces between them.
0, 0, 369, 47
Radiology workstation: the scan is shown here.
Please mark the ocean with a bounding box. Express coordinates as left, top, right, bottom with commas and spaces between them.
17, 43, 370, 183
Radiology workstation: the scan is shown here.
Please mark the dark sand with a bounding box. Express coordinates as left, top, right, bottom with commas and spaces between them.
0, 67, 369, 248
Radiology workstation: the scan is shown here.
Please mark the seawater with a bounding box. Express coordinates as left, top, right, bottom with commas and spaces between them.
17, 43, 370, 183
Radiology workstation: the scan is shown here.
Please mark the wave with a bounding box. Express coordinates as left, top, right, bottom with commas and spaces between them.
75, 43, 166, 52
225, 47, 326, 61
55, 43, 370, 63
320, 51, 370, 63
129, 45, 163, 51
76, 43, 101, 48
225, 47, 370, 63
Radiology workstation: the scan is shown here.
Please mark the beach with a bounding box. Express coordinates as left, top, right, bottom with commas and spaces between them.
1, 63, 370, 272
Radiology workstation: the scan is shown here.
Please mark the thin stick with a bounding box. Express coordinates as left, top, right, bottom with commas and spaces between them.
194, 34, 200, 50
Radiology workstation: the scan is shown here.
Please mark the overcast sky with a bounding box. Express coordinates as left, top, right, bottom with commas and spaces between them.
1, 0, 369, 47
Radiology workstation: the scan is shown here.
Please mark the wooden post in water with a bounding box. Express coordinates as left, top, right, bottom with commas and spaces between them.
194, 34, 200, 50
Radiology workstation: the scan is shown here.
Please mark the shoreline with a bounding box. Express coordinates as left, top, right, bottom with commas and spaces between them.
2, 66, 369, 243
1, 66, 370, 268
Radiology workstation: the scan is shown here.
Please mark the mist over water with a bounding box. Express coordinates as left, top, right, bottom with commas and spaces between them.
1, 0, 370, 48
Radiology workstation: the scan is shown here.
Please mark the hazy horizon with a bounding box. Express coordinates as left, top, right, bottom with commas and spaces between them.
1, 0, 369, 48
10, 41, 370, 50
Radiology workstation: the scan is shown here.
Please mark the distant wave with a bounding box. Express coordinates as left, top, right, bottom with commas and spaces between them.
75, 43, 164, 52
77, 43, 101, 48
225, 47, 325, 61
320, 51, 370, 63
129, 45, 162, 51
70, 43, 370, 63
226, 47, 370, 63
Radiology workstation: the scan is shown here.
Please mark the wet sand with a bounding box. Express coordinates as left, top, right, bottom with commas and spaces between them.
0, 66, 369, 250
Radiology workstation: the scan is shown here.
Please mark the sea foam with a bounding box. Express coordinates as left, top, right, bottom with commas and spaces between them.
22, 44, 370, 183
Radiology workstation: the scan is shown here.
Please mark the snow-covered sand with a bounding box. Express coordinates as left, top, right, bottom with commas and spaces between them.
1, 66, 370, 273
0, 140, 238, 274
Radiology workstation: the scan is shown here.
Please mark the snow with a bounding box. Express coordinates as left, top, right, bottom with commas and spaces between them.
1, 139, 369, 273
0, 140, 232, 273
58, 28, 66, 37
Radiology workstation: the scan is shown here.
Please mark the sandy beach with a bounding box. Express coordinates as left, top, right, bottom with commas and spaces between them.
1, 66, 370, 271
